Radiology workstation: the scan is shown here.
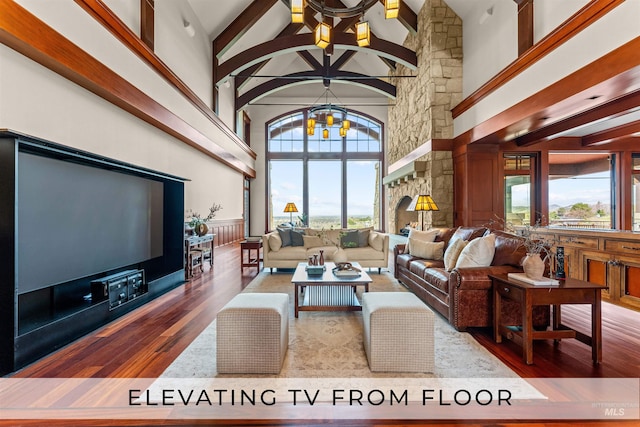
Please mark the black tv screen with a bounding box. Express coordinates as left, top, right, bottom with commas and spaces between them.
17, 152, 164, 294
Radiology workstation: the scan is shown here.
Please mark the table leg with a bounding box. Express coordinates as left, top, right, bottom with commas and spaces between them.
523, 291, 534, 365
493, 287, 502, 343
294, 283, 299, 318
553, 303, 561, 344
593, 290, 602, 364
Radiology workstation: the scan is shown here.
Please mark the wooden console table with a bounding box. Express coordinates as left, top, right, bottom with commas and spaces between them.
490, 273, 606, 365
184, 234, 214, 280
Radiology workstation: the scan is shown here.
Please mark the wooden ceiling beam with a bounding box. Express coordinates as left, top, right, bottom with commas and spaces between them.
582, 119, 640, 146
515, 90, 640, 146
213, 0, 278, 58
330, 50, 356, 72
236, 70, 396, 109
218, 33, 416, 84
235, 22, 304, 90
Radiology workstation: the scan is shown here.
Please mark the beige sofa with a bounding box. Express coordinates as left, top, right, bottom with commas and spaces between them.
262, 228, 389, 272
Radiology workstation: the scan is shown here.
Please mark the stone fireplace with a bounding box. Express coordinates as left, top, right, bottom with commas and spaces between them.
383, 0, 461, 234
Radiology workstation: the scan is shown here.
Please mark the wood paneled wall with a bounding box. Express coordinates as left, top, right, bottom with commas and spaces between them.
209, 218, 244, 247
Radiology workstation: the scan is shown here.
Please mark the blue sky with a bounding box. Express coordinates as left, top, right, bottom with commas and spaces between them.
512, 171, 611, 208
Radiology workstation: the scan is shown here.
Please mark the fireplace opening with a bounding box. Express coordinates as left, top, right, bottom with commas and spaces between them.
395, 196, 418, 235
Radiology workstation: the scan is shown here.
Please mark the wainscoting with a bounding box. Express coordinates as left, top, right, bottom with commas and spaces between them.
209, 218, 244, 247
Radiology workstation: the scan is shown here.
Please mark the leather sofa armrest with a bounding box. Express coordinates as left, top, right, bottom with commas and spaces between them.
451, 265, 522, 290
394, 244, 406, 257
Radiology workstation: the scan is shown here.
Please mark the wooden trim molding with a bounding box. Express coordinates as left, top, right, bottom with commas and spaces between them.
452, 0, 625, 118
0, 0, 256, 177
74, 0, 257, 160
209, 218, 245, 247
140, 0, 154, 50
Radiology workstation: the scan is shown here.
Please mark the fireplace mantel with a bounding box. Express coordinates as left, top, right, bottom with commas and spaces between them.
382, 161, 427, 187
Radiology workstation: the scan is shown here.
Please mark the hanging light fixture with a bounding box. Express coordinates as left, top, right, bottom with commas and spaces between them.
339, 127, 347, 137
291, 0, 305, 23
307, 126, 315, 136
356, 20, 370, 47
315, 21, 331, 49
342, 119, 350, 130
322, 128, 329, 139
385, 0, 400, 19
307, 117, 316, 128
326, 112, 334, 127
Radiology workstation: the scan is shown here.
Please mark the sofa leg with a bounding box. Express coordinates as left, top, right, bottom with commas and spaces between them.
378, 268, 381, 274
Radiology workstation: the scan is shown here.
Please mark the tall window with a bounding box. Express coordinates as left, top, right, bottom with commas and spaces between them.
267, 109, 383, 230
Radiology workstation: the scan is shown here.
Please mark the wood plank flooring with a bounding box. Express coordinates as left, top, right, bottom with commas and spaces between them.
6, 242, 640, 426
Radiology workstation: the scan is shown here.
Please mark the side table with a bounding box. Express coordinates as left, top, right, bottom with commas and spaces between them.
490, 273, 606, 365
241, 238, 263, 271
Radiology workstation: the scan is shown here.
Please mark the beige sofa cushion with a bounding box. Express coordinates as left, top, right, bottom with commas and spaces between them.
344, 246, 385, 260
455, 234, 496, 268
303, 235, 324, 248
268, 246, 307, 260
409, 240, 445, 260
443, 238, 468, 271
368, 231, 385, 251
269, 233, 282, 252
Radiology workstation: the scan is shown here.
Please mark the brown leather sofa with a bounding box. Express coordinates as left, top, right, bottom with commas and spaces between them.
394, 227, 549, 331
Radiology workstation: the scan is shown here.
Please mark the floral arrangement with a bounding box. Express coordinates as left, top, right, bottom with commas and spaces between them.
187, 203, 222, 229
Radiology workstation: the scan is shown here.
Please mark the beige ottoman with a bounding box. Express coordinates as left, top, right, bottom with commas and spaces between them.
216, 293, 289, 374
362, 292, 435, 373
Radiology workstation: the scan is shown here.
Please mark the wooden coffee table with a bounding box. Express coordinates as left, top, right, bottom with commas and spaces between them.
291, 262, 372, 318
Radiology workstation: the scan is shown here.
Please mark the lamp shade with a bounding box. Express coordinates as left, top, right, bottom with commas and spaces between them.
326, 113, 334, 127
414, 195, 439, 211
339, 127, 347, 137
283, 202, 298, 213
322, 128, 329, 139
342, 119, 350, 130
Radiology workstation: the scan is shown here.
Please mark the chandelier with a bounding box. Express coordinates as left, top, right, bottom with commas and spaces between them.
306, 87, 351, 139
290, 0, 399, 48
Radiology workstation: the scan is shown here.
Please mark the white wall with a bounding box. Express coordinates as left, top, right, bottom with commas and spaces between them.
455, 0, 640, 137
245, 97, 388, 236
461, 0, 518, 97
4, 0, 248, 220
534, 0, 590, 43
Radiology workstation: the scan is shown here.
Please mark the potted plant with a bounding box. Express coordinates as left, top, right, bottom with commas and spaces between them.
187, 203, 222, 237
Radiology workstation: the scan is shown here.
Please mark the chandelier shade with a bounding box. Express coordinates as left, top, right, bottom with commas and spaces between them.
356, 21, 370, 47
314, 22, 331, 49
385, 0, 400, 19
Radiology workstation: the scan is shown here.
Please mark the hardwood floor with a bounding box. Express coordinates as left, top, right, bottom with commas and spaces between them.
5, 242, 640, 426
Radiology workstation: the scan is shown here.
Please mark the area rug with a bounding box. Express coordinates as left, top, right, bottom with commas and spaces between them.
161, 271, 531, 380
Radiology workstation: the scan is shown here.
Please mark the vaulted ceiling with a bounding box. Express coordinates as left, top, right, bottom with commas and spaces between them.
188, 0, 435, 107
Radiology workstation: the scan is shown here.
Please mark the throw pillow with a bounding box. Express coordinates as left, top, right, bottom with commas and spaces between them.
443, 238, 468, 271
455, 233, 496, 269
302, 235, 323, 248
277, 228, 292, 247
340, 230, 359, 248
409, 240, 445, 260
358, 229, 370, 247
268, 233, 282, 252
290, 229, 305, 246
405, 228, 439, 254
368, 232, 384, 251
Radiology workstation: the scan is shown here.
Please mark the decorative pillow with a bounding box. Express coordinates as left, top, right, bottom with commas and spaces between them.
303, 235, 323, 248
290, 229, 305, 246
409, 240, 445, 260
405, 228, 439, 254
268, 233, 282, 252
443, 238, 468, 271
358, 229, 370, 247
451, 226, 489, 243
368, 232, 384, 251
340, 230, 359, 248
277, 228, 292, 247
455, 234, 496, 269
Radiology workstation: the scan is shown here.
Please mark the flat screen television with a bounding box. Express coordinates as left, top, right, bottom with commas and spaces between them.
17, 151, 165, 294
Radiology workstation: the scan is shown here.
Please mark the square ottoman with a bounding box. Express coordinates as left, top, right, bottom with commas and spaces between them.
362, 292, 435, 373
216, 293, 289, 374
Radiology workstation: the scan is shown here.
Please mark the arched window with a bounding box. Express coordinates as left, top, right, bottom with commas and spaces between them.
266, 108, 384, 231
